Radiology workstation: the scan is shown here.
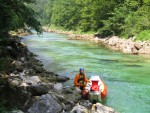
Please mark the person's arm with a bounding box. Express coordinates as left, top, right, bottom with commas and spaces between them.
84, 74, 89, 83
74, 74, 79, 86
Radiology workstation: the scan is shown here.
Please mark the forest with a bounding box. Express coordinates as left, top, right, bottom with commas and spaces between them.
0, 0, 42, 40
33, 0, 150, 40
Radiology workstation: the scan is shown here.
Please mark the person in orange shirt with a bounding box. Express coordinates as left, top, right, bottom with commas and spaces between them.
74, 68, 89, 91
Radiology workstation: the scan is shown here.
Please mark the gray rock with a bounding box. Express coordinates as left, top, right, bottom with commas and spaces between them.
11, 110, 24, 113
18, 70, 29, 80
79, 100, 92, 108
30, 76, 40, 84
91, 103, 119, 113
8, 78, 21, 86
24, 80, 33, 85
20, 82, 28, 87
63, 87, 74, 94
48, 90, 66, 102
10, 73, 19, 77
70, 104, 88, 113
23, 76, 41, 86
74, 87, 82, 94
45, 75, 69, 82
27, 83, 53, 96
20, 57, 25, 62
11, 79, 21, 86
54, 83, 63, 94
66, 91, 82, 103
27, 94, 62, 113
12, 60, 24, 72
55, 76, 70, 82
33, 65, 44, 73
12, 60, 23, 68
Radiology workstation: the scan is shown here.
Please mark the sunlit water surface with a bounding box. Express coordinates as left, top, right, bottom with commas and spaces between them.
22, 32, 150, 113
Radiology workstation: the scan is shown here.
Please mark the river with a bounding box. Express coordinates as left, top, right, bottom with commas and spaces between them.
22, 32, 150, 113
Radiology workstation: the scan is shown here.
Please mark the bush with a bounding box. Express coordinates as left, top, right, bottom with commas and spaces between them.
135, 30, 150, 41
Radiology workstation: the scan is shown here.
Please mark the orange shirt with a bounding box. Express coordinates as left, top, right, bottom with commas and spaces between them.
74, 73, 89, 87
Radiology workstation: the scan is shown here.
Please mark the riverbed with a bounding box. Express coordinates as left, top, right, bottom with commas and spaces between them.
22, 32, 150, 113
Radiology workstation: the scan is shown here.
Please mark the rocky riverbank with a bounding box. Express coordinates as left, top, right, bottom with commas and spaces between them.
44, 27, 150, 55
68, 35, 150, 55
0, 35, 118, 113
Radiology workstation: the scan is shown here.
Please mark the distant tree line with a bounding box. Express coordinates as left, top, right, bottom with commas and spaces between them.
33, 0, 150, 40
1, 0, 149, 40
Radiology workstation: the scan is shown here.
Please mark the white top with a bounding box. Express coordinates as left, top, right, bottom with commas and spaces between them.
89, 76, 101, 81
85, 76, 104, 92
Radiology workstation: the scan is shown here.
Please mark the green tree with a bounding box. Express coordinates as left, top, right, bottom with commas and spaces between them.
0, 0, 42, 40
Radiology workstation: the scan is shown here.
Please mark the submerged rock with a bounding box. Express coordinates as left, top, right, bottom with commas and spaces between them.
27, 94, 62, 113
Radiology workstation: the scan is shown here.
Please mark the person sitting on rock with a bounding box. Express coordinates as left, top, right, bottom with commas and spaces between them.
74, 68, 89, 93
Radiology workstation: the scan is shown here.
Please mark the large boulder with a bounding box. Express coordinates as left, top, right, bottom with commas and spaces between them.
27, 94, 62, 113
27, 83, 53, 96
48, 90, 74, 112
0, 85, 31, 110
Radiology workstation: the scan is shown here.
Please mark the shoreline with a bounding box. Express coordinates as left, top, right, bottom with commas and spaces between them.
0, 34, 119, 113
43, 27, 150, 56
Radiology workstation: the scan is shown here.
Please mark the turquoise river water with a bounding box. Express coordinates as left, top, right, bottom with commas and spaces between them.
22, 32, 150, 113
